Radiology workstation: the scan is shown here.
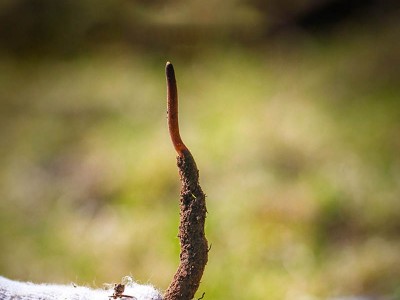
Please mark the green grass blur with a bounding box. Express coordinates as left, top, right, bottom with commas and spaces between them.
0, 2, 400, 299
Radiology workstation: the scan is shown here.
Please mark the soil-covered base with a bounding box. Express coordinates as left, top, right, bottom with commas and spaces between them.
164, 149, 208, 300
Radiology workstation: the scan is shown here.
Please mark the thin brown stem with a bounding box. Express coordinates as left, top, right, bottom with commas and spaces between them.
166, 62, 188, 157
164, 62, 208, 300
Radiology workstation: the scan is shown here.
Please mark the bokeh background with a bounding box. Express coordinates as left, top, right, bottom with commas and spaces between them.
1, 0, 399, 299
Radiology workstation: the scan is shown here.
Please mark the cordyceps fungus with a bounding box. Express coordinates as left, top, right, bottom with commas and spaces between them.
0, 63, 210, 300
164, 62, 209, 300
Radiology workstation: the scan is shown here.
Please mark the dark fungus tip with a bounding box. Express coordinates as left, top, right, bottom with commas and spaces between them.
166, 62, 175, 80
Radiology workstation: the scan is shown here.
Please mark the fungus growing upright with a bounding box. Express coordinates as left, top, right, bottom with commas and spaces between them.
164, 62, 209, 300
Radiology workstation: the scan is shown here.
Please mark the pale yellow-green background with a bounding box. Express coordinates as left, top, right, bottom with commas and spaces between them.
0, 1, 399, 299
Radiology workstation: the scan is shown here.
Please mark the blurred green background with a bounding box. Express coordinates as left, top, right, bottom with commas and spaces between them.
0, 0, 399, 299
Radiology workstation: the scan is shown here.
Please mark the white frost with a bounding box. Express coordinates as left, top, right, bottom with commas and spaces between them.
0, 276, 163, 300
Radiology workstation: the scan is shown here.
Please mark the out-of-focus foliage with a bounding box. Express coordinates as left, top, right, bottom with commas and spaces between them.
1, 0, 396, 55
0, 1, 399, 299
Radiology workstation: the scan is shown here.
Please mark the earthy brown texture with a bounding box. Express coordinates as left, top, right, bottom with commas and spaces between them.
164, 62, 208, 300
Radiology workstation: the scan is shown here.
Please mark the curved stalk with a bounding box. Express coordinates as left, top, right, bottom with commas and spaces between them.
164, 62, 208, 300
